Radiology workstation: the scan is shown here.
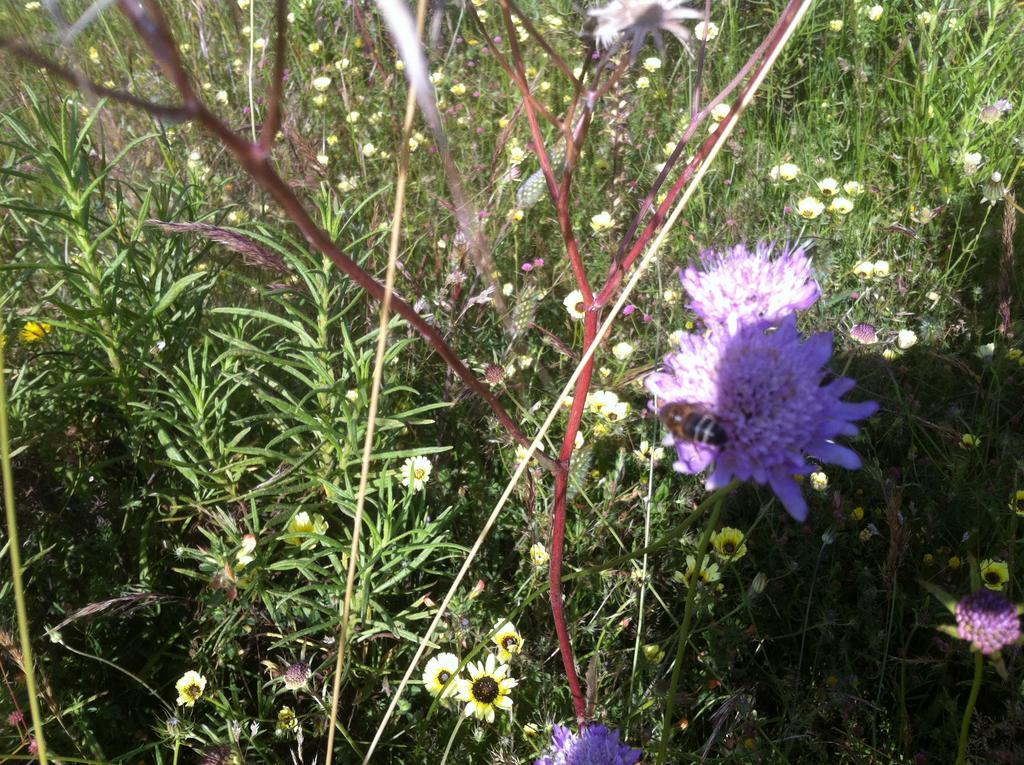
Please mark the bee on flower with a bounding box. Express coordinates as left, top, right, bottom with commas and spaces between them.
817, 177, 839, 196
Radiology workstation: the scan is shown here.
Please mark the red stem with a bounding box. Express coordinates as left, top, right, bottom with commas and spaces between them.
549, 309, 599, 722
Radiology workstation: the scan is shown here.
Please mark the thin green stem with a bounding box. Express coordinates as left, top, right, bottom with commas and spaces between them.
654, 484, 733, 765
955, 651, 984, 765
439, 714, 465, 765
1, 329, 50, 763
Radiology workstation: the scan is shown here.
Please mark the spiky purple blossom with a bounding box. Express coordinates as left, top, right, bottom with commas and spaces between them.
680, 241, 820, 332
535, 724, 641, 765
955, 589, 1021, 655
646, 316, 878, 521
850, 323, 878, 345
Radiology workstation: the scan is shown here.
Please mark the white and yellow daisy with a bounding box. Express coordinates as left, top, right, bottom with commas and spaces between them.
175, 670, 207, 707
491, 620, 524, 661
422, 652, 461, 698
456, 654, 517, 723
401, 456, 432, 491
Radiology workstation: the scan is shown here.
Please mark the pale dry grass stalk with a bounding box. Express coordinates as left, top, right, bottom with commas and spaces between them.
324, 0, 430, 761
1, 332, 50, 763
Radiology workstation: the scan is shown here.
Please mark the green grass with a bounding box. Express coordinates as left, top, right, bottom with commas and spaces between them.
1, 0, 1023, 762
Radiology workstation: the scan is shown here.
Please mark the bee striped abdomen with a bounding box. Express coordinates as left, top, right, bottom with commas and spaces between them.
659, 402, 728, 446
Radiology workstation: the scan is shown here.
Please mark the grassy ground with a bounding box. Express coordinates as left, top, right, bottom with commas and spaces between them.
1, 0, 1023, 762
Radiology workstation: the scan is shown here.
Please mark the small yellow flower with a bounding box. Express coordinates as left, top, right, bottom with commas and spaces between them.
711, 527, 748, 561
694, 21, 719, 41
508, 145, 527, 166
850, 506, 865, 521
948, 555, 961, 570
866, 5, 884, 21
796, 196, 825, 219
316, 153, 329, 167
853, 261, 875, 278
88, 47, 100, 64
642, 56, 662, 72
401, 455, 432, 491
872, 260, 891, 278
312, 94, 327, 107
960, 433, 981, 449
456, 654, 517, 723
979, 559, 1009, 591
523, 722, 540, 737
335, 58, 351, 71
1012, 489, 1024, 516
422, 652, 460, 698
492, 620, 524, 661
215, 89, 229, 105
917, 11, 933, 24
818, 177, 839, 196
236, 534, 257, 568
530, 543, 549, 567
809, 471, 828, 492
174, 670, 207, 707
563, 290, 586, 320
612, 342, 634, 360
450, 83, 467, 96
252, 37, 267, 51
312, 76, 332, 92
769, 162, 801, 182
286, 511, 328, 544
587, 390, 620, 416
680, 554, 720, 587
544, 14, 564, 29
277, 705, 298, 732
711, 103, 731, 122
635, 76, 651, 90
829, 19, 844, 31
642, 643, 666, 663
19, 321, 53, 343
307, 40, 323, 54
362, 142, 377, 157
828, 196, 854, 215
896, 329, 918, 350
589, 211, 614, 233
843, 180, 864, 196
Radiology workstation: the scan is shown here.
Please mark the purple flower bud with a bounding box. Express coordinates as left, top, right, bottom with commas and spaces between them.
955, 589, 1021, 655
849, 323, 878, 345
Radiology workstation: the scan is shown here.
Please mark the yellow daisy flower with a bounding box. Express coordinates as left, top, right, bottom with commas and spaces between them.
422, 652, 460, 698
456, 654, 517, 723
680, 554, 720, 587
491, 620, 524, 662
277, 705, 298, 732
19, 321, 53, 343
1011, 489, 1024, 516
285, 511, 328, 544
711, 527, 748, 561
980, 559, 1009, 591
175, 670, 207, 707
530, 543, 549, 567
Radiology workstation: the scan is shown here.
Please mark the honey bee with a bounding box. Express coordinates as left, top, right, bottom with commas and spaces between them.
658, 402, 728, 446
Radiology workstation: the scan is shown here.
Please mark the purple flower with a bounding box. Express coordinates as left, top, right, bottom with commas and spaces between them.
645, 316, 878, 521
849, 323, 878, 345
955, 589, 1021, 655
535, 724, 641, 765
680, 241, 820, 332
622, 304, 638, 316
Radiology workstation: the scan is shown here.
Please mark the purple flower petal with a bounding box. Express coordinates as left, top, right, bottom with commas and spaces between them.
647, 317, 875, 521
535, 723, 641, 765
681, 241, 820, 332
